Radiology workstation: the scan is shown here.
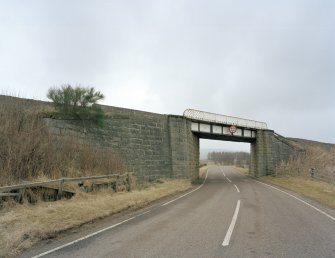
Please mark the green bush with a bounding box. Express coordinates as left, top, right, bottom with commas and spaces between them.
47, 85, 105, 126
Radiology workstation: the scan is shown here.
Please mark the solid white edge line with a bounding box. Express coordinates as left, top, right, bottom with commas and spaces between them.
137, 210, 151, 216
161, 168, 209, 206
257, 180, 335, 222
160, 186, 200, 206
32, 169, 211, 257
222, 200, 241, 246
234, 184, 240, 193
226, 177, 232, 183
31, 216, 137, 258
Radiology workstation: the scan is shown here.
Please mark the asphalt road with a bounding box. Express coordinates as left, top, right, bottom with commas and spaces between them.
23, 166, 335, 258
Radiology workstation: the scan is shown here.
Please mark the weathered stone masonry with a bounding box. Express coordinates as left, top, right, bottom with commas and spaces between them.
0, 96, 315, 179
46, 105, 199, 180
250, 130, 304, 177
45, 103, 300, 179
168, 116, 199, 179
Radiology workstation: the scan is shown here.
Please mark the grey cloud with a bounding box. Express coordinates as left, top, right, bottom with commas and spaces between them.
0, 0, 334, 149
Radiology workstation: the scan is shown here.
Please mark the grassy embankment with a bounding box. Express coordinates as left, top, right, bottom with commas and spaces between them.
259, 176, 335, 209
237, 168, 335, 209
236, 139, 335, 209
0, 95, 127, 186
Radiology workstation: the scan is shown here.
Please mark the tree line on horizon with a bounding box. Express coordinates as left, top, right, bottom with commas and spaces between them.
207, 151, 250, 166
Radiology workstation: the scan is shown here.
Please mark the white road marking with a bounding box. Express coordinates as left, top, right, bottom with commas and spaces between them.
222, 200, 241, 247
226, 177, 232, 183
137, 210, 151, 216
257, 181, 335, 222
234, 184, 240, 193
32, 169, 208, 258
218, 166, 226, 177
32, 216, 137, 258
162, 168, 209, 206
32, 168, 211, 257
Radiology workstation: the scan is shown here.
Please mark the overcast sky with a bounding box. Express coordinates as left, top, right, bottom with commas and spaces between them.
1, 0, 334, 151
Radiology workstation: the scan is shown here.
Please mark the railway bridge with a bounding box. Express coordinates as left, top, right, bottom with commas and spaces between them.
168, 109, 296, 178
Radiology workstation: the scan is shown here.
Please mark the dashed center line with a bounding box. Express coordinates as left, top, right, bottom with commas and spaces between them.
234, 184, 240, 193
226, 177, 232, 183
218, 166, 226, 177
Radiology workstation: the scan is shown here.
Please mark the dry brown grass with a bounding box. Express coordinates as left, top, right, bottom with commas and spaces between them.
275, 140, 335, 182
0, 96, 52, 185
47, 138, 127, 180
235, 166, 249, 175
266, 139, 335, 208
0, 179, 192, 257
260, 176, 335, 209
0, 95, 126, 186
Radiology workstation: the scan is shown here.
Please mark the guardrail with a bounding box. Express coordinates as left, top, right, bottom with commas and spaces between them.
183, 109, 268, 130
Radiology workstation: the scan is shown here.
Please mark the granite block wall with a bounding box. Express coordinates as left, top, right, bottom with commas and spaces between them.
250, 130, 303, 177
45, 105, 199, 180
168, 116, 199, 179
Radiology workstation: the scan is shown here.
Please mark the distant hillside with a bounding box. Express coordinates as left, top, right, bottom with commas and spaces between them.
287, 138, 335, 151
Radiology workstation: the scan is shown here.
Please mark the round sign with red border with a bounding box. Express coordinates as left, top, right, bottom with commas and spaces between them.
229, 125, 237, 134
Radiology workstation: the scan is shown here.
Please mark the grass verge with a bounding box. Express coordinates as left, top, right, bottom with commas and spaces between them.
0, 179, 192, 257
234, 166, 249, 176
199, 165, 209, 179
198, 160, 218, 179
259, 176, 335, 209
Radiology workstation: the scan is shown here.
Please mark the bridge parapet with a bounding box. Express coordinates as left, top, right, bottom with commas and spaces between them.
183, 109, 267, 130
184, 109, 268, 142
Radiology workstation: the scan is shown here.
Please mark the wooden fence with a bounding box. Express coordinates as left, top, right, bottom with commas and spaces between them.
0, 173, 133, 202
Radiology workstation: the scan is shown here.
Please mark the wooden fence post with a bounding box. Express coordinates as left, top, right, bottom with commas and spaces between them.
17, 187, 26, 203
127, 173, 132, 191
58, 179, 64, 200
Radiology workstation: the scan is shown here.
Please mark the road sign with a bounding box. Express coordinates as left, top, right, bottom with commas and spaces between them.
229, 125, 237, 134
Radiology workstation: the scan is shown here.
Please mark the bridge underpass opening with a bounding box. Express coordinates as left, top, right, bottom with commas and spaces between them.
199, 139, 251, 173
183, 109, 272, 178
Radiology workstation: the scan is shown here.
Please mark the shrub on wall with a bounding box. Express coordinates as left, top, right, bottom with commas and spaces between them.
47, 84, 105, 127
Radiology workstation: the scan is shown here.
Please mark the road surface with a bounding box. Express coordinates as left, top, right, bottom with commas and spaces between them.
22, 166, 335, 258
